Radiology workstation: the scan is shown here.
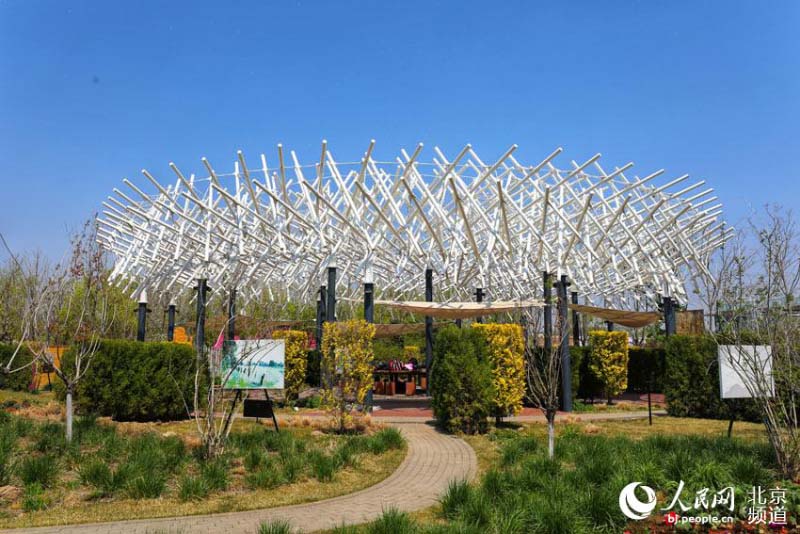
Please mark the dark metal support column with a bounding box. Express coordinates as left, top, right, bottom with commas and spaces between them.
136, 293, 148, 342
195, 279, 208, 354
555, 275, 572, 412
664, 296, 676, 337
425, 267, 433, 395
543, 272, 552, 353
227, 288, 237, 341
364, 283, 374, 323
315, 287, 325, 348
364, 280, 375, 409
475, 287, 484, 323
167, 303, 176, 342
571, 291, 580, 347
326, 266, 336, 324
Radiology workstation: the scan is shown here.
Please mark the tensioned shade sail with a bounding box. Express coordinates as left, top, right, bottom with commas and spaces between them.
376, 300, 543, 319
568, 303, 661, 328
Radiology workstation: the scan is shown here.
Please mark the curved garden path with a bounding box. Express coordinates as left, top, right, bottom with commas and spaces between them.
3, 422, 477, 534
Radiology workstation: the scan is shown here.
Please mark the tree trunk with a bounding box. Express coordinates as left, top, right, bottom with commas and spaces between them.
547, 411, 555, 459
65, 386, 74, 443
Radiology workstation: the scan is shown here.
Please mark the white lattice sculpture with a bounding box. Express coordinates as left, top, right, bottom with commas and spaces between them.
97, 141, 731, 308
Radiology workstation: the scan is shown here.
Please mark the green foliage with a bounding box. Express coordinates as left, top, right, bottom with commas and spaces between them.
419, 429, 782, 533
178, 474, 210, 501
21, 482, 47, 512
366, 508, 417, 534
321, 320, 376, 432
200, 457, 229, 491
17, 454, 58, 487
472, 324, 526, 419
0, 435, 14, 485
258, 519, 295, 534
366, 428, 404, 454
588, 331, 629, 401
308, 450, 336, 482
440, 479, 472, 519
272, 330, 308, 401
59, 340, 199, 422
663, 335, 761, 422
430, 326, 494, 434
0, 343, 35, 391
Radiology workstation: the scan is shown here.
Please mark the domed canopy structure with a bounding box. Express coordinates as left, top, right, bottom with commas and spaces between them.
96, 141, 731, 308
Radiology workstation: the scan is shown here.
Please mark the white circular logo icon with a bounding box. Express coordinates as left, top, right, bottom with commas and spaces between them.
619, 482, 657, 520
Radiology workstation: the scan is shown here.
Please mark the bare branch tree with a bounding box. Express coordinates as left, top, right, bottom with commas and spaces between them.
523, 306, 564, 459
720, 205, 800, 480
19, 220, 113, 442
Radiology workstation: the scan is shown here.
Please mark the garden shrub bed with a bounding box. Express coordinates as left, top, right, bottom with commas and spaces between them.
56, 340, 200, 422
0, 411, 405, 528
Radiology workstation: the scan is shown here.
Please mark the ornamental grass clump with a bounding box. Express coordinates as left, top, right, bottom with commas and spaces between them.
472, 323, 526, 423
321, 320, 376, 433
588, 330, 629, 404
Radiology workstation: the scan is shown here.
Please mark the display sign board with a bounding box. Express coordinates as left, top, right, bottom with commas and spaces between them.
718, 345, 774, 399
221, 339, 285, 389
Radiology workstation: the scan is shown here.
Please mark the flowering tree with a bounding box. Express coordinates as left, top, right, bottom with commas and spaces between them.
321, 319, 375, 433
473, 323, 525, 424
271, 329, 308, 402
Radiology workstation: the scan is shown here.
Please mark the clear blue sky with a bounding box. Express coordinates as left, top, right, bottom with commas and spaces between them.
1, 1, 797, 258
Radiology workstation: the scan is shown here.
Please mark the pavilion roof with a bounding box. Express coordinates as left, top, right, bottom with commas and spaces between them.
96, 141, 731, 308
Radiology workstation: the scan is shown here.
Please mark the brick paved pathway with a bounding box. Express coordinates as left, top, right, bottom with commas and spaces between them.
2, 423, 476, 534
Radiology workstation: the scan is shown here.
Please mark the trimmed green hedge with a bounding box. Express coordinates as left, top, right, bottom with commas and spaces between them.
59, 340, 199, 422
663, 335, 761, 422
431, 326, 493, 434
0, 344, 34, 391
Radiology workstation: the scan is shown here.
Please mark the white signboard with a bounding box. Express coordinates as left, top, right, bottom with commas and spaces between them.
718, 345, 773, 399
221, 339, 285, 390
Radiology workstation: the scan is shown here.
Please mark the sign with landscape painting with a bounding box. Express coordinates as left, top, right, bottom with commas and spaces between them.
221, 339, 285, 389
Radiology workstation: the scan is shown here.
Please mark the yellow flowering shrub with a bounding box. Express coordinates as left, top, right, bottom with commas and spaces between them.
472, 323, 525, 419
271, 329, 308, 402
588, 330, 629, 402
321, 320, 376, 433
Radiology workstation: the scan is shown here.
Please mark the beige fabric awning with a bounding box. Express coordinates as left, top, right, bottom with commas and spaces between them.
568, 303, 661, 328
376, 300, 543, 319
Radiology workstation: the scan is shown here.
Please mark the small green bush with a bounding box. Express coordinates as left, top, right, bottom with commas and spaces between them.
309, 450, 336, 482
126, 471, 166, 499
366, 508, 417, 534
200, 457, 229, 491
177, 474, 209, 501
663, 335, 761, 422
430, 326, 494, 434
22, 482, 47, 512
0, 344, 35, 391
18, 455, 58, 487
245, 466, 284, 489
440, 479, 472, 519
365, 428, 404, 454
59, 340, 200, 422
258, 519, 294, 534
